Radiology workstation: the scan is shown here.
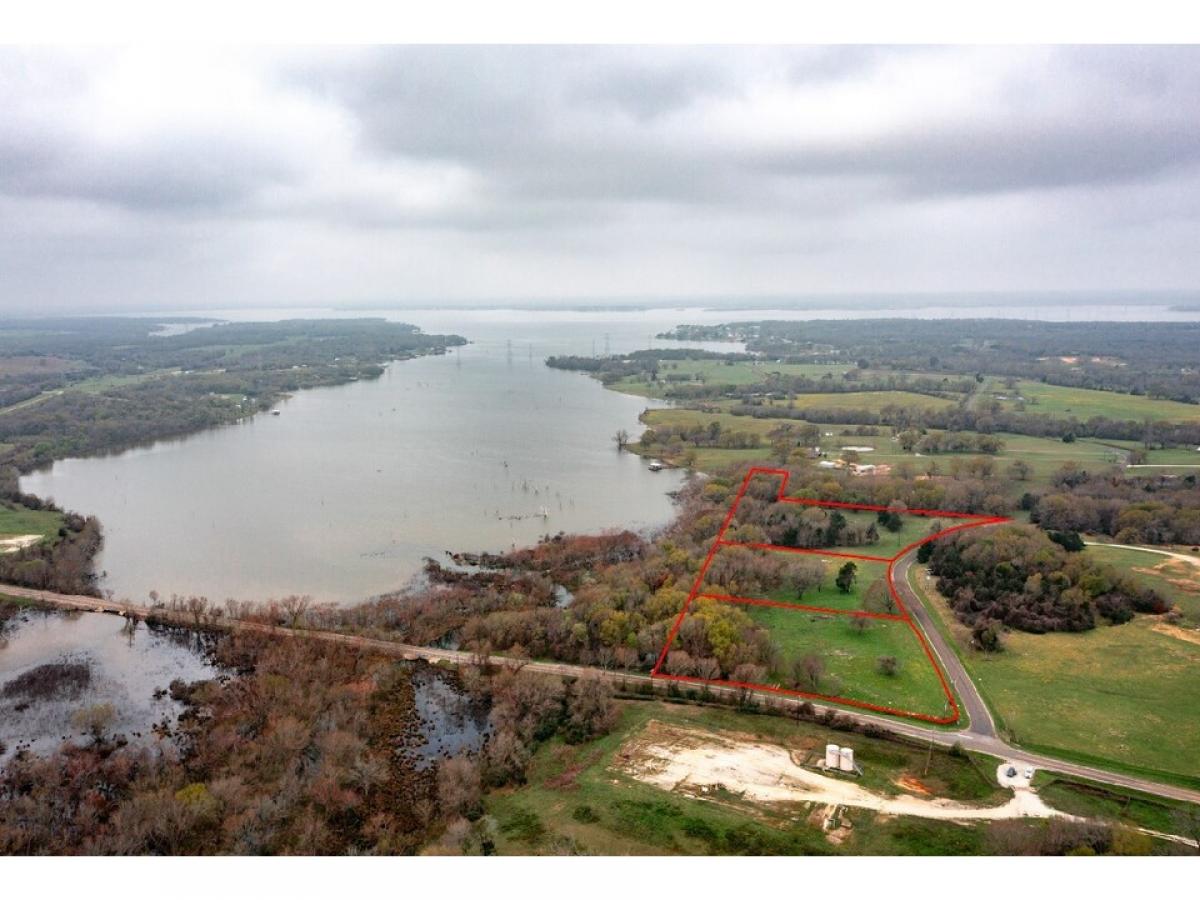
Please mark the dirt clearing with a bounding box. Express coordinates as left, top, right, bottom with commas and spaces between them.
1152, 621, 1200, 646
614, 720, 1062, 823
0, 535, 42, 553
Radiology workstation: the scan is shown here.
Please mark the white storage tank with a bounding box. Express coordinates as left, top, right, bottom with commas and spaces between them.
825, 744, 840, 768
838, 746, 855, 772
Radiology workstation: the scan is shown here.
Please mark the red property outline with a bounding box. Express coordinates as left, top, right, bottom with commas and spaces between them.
650, 466, 1009, 725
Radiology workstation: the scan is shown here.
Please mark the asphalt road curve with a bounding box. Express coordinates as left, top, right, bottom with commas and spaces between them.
891, 550, 998, 739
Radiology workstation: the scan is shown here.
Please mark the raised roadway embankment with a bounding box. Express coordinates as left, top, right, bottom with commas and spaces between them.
4, 580, 1198, 807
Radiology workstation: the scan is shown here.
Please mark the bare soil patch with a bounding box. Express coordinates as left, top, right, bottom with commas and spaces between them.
614, 720, 1058, 823
1151, 621, 1200, 646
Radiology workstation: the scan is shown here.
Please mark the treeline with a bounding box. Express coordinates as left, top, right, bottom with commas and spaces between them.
0, 509, 101, 595
546, 349, 754, 385
925, 525, 1169, 643
644, 372, 971, 404
1030, 470, 1200, 545
729, 495, 889, 550
659, 319, 1200, 404
0, 317, 465, 383
897, 429, 1005, 454
728, 400, 1200, 446
640, 422, 763, 451
547, 349, 974, 400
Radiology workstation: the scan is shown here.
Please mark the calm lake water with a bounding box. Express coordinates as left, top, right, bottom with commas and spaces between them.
19, 303, 1200, 606
20, 310, 729, 605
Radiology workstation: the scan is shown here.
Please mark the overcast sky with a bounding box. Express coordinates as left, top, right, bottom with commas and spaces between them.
1, 45, 1198, 313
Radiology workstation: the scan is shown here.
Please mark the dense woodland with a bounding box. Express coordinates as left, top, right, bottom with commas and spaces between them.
1030, 473, 1200, 545
0, 622, 620, 855
925, 525, 1170, 644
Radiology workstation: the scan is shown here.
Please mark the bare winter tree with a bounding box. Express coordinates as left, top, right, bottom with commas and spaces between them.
695, 657, 722, 681
437, 755, 483, 820
863, 577, 898, 615
186, 596, 208, 626
794, 653, 825, 691
665, 650, 695, 676
280, 595, 311, 628
790, 557, 826, 601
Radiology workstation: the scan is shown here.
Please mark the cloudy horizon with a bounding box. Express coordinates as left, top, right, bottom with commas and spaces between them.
2, 45, 1198, 314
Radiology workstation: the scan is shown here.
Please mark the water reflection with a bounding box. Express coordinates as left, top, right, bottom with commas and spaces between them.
0, 608, 221, 765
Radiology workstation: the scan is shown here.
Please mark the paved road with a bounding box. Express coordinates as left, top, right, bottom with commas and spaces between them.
1084, 540, 1200, 567
892, 552, 997, 738
4, 580, 1199, 807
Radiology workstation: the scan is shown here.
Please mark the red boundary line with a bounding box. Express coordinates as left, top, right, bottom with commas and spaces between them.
650, 466, 1009, 726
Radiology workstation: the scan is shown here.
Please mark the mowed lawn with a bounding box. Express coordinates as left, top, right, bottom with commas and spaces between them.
643, 407, 776, 437
0, 502, 64, 542
700, 542, 892, 614
740, 603, 950, 719
764, 390, 958, 413
1085, 544, 1200, 623
774, 506, 948, 559
1009, 380, 1200, 423
614, 360, 851, 397
658, 359, 851, 384
744, 555, 891, 612
911, 565, 1200, 785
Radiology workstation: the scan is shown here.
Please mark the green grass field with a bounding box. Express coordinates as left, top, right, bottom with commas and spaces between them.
700, 551, 891, 612
762, 505, 945, 559
484, 699, 1005, 855
738, 603, 950, 719
763, 390, 958, 413
613, 360, 853, 398
0, 502, 64, 542
661, 359, 851, 384
1140, 447, 1200, 465
1036, 776, 1199, 835
1003, 380, 1200, 423
909, 565, 1200, 786
70, 369, 177, 394
765, 556, 891, 612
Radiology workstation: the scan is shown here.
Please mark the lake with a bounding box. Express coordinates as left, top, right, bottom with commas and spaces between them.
19, 302, 1200, 606
20, 310, 724, 605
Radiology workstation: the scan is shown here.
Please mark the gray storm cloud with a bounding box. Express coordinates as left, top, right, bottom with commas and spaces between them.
0, 45, 1197, 312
